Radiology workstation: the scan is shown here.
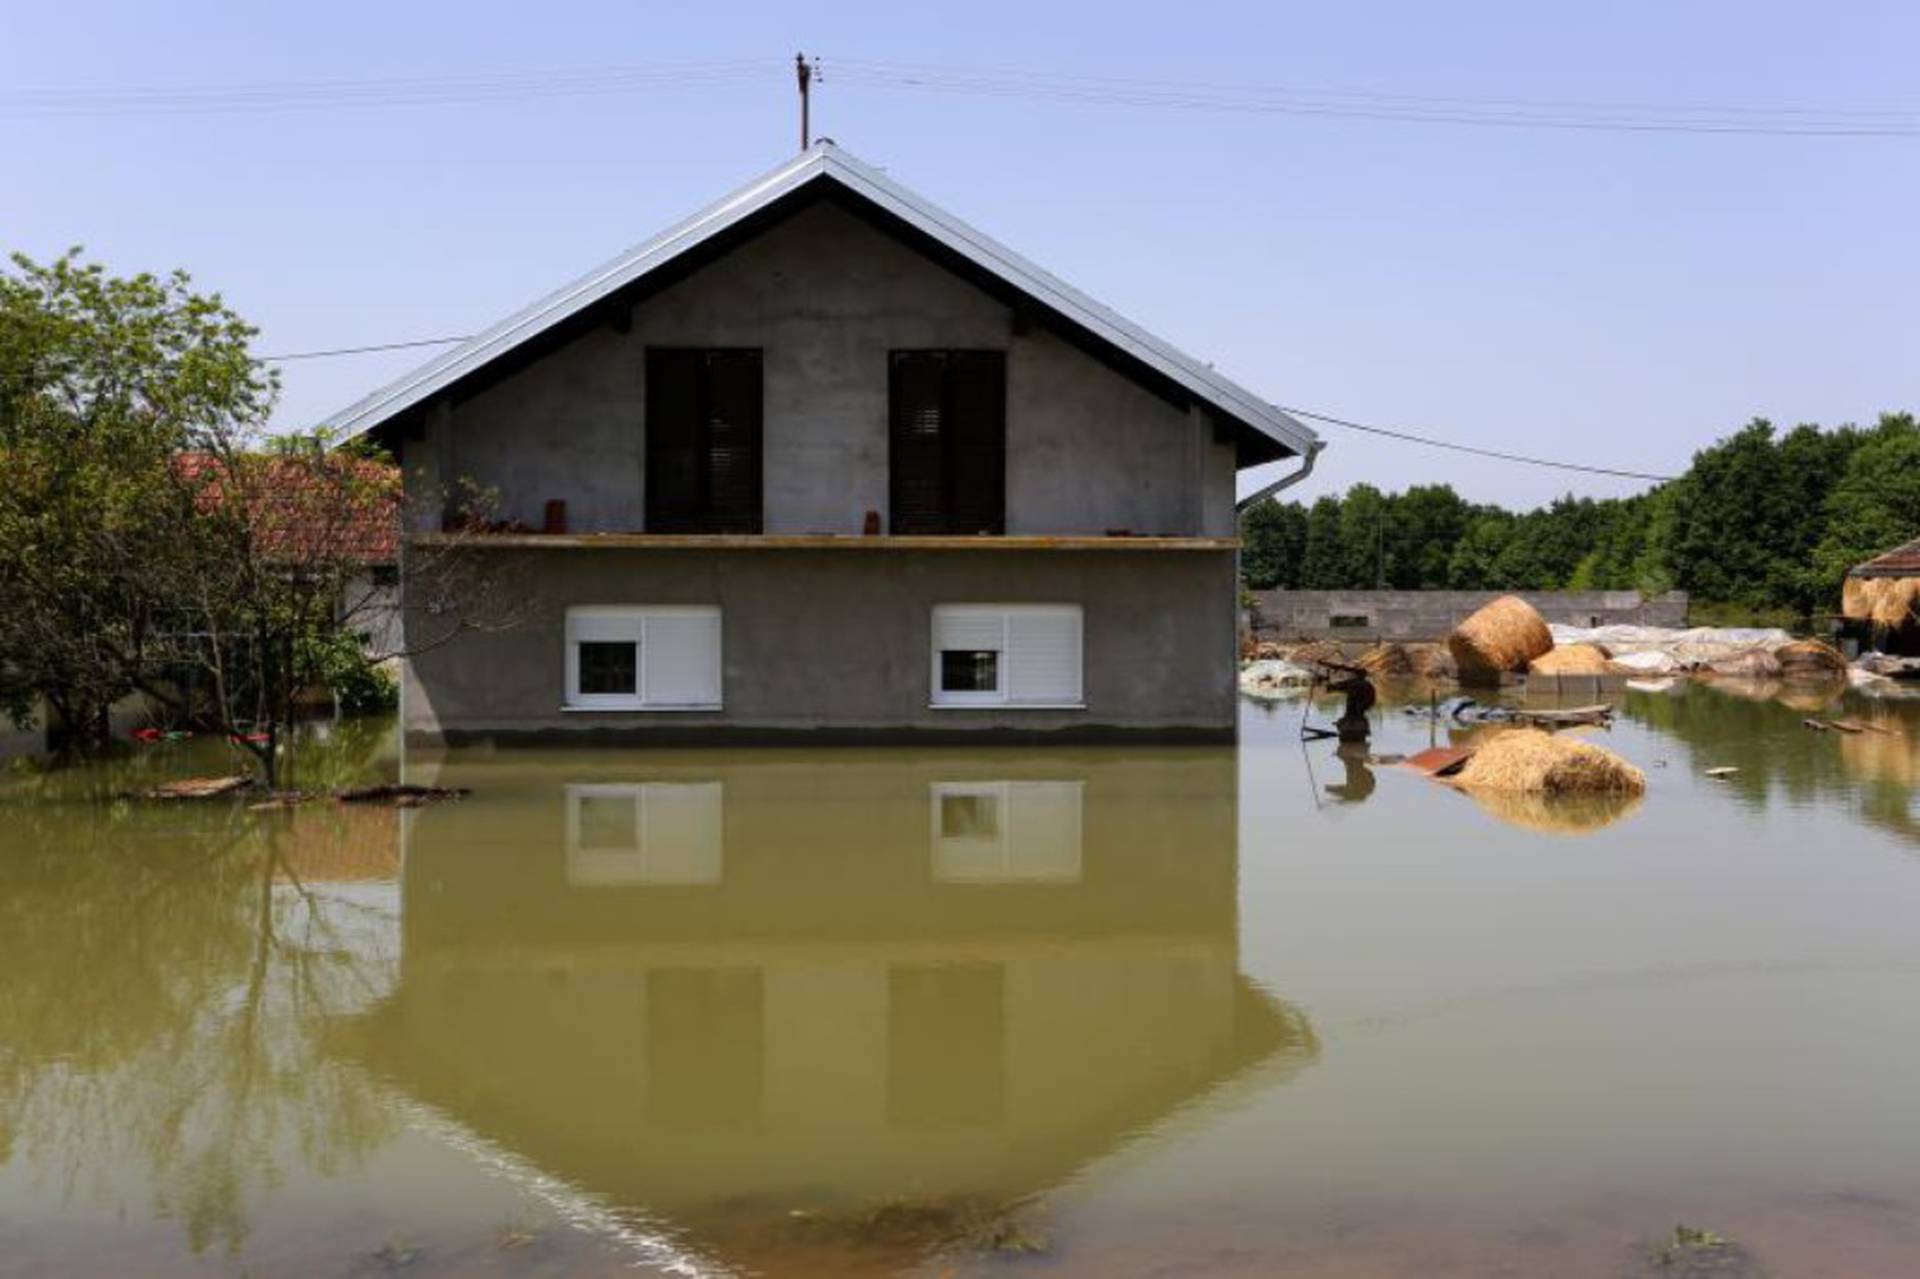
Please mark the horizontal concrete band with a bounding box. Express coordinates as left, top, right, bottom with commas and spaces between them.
404, 546, 1240, 741
411, 533, 1239, 552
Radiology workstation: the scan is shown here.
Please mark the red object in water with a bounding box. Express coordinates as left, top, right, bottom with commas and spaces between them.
131, 727, 164, 743
230, 732, 271, 746
543, 499, 568, 534
1404, 745, 1475, 777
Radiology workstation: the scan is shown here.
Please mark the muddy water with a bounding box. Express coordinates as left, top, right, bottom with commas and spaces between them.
1, 684, 1918, 1276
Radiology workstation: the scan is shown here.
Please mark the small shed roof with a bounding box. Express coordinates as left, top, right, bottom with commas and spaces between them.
1849, 536, 1920, 579
319, 141, 1317, 466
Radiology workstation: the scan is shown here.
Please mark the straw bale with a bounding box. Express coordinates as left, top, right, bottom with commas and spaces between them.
1284, 640, 1347, 667
1844, 576, 1920, 629
1528, 643, 1612, 676
1710, 648, 1782, 679
1448, 596, 1553, 684
1775, 639, 1848, 681
1452, 728, 1646, 796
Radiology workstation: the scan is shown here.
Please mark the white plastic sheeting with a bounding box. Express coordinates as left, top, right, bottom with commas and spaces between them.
1548, 624, 1796, 670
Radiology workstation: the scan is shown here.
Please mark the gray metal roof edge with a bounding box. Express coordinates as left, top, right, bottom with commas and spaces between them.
320, 141, 1317, 459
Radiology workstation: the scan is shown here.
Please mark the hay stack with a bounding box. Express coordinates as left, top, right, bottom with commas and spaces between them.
1356, 643, 1416, 677
1843, 576, 1920, 630
1528, 643, 1612, 676
1710, 648, 1782, 679
1285, 639, 1347, 667
1448, 595, 1553, 685
1451, 728, 1646, 796
1775, 639, 1848, 682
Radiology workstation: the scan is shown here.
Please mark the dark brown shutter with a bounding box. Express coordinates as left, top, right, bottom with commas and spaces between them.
646, 348, 762, 534
702, 350, 762, 533
645, 349, 703, 533
944, 351, 1005, 535
888, 350, 1005, 535
890, 352, 949, 535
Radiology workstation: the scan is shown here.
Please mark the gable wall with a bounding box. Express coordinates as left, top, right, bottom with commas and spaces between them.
425, 201, 1237, 536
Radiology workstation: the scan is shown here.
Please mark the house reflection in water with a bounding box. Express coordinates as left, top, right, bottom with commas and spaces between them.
348, 747, 1316, 1242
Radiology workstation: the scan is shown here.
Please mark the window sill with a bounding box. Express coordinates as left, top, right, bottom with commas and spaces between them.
928, 703, 1087, 711
561, 704, 723, 713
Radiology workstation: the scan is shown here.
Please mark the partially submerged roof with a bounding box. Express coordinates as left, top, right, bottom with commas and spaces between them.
1849, 535, 1920, 579
320, 141, 1317, 466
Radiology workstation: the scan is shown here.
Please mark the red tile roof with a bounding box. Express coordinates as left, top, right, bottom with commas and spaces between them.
1851, 536, 1920, 579
175, 453, 400, 567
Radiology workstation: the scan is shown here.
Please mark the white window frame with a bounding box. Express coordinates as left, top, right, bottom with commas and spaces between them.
929, 780, 1084, 883
565, 782, 724, 886
564, 605, 722, 711
929, 604, 1084, 709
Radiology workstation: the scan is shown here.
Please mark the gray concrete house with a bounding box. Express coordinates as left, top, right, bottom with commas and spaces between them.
325, 142, 1320, 745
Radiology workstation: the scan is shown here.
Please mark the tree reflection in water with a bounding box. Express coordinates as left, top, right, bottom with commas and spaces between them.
0, 728, 401, 1257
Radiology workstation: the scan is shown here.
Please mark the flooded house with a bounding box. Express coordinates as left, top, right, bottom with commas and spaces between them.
323, 142, 1320, 745
1842, 535, 1920, 655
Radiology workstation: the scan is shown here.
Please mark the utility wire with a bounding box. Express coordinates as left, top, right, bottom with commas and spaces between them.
257, 336, 472, 362
1273, 405, 1679, 482
7, 55, 1915, 137
824, 59, 1920, 138
252, 331, 1677, 481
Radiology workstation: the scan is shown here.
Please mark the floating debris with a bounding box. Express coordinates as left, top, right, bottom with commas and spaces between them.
335, 784, 470, 808
1705, 766, 1740, 778
140, 775, 251, 801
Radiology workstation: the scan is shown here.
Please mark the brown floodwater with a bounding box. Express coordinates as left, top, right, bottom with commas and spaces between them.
3, 682, 1919, 1277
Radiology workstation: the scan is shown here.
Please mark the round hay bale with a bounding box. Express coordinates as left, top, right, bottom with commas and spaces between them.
1528, 643, 1612, 676
1285, 640, 1347, 667
1462, 787, 1643, 835
1452, 728, 1646, 796
1448, 596, 1553, 685
1710, 648, 1782, 679
1356, 643, 1416, 677
1775, 639, 1847, 682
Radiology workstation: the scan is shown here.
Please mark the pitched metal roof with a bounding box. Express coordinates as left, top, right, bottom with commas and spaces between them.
1850, 535, 1920, 579
320, 141, 1317, 461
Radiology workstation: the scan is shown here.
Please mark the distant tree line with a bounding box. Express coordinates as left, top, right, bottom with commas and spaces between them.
1240, 413, 1919, 617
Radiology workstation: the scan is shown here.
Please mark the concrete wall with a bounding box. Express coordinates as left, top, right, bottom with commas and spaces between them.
419, 200, 1237, 538
1250, 589, 1690, 641
403, 546, 1239, 743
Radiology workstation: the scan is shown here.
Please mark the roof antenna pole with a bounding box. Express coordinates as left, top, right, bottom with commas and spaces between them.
796, 52, 813, 150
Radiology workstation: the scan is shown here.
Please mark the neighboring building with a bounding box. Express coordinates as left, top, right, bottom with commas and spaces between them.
1250, 588, 1689, 643
1841, 536, 1920, 655
325, 142, 1319, 744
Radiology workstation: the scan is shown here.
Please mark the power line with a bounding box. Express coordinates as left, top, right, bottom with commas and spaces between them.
0, 60, 777, 118
257, 336, 471, 362
251, 330, 1677, 481
7, 55, 1916, 137
1275, 405, 1678, 482
826, 58, 1920, 138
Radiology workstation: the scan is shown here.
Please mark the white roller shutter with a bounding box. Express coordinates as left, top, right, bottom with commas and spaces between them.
1005, 607, 1082, 705
642, 607, 723, 708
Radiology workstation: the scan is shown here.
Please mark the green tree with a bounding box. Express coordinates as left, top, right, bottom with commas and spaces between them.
1812, 413, 1920, 606
1298, 495, 1346, 589
1238, 498, 1308, 590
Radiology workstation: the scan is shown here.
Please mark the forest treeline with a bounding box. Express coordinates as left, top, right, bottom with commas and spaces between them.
1239, 413, 1919, 617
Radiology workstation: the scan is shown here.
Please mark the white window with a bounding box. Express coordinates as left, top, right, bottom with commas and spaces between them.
565, 606, 721, 711
930, 781, 1083, 883
566, 783, 724, 886
930, 604, 1083, 708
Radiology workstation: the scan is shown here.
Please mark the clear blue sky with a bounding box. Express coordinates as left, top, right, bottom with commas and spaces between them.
5, 1, 1915, 508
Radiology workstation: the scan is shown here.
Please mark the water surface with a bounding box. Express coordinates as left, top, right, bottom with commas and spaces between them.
3, 683, 1919, 1276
